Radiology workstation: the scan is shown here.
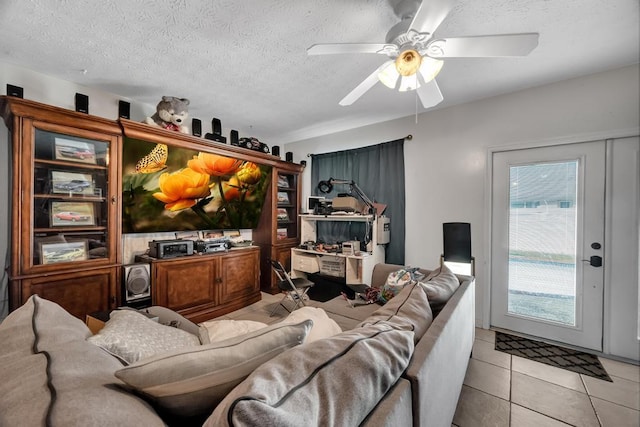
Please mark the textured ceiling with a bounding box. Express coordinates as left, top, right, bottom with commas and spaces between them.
0, 0, 638, 143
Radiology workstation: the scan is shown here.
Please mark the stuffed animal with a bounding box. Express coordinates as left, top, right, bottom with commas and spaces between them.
145, 96, 190, 133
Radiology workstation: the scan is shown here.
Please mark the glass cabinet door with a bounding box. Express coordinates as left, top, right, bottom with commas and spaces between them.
29, 126, 113, 268
276, 172, 299, 241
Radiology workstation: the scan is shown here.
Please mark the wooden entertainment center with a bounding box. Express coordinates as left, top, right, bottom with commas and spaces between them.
0, 96, 303, 322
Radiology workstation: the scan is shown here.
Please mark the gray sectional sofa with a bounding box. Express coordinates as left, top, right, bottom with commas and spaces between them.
0, 263, 474, 427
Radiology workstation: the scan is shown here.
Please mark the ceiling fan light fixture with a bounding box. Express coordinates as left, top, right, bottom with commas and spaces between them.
377, 61, 400, 89
395, 49, 422, 76
398, 74, 420, 92
418, 57, 444, 83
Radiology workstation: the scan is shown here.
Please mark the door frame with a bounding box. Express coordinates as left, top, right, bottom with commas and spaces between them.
482, 128, 639, 344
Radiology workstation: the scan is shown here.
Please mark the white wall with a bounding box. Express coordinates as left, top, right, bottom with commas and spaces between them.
285, 64, 640, 360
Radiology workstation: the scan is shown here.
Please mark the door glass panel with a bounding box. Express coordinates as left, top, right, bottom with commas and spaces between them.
32, 128, 110, 266
508, 161, 578, 325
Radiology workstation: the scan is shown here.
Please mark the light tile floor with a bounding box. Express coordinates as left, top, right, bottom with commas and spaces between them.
454, 328, 640, 427
212, 293, 640, 427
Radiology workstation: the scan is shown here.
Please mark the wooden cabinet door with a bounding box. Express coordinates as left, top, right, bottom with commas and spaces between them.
220, 249, 260, 300
154, 258, 219, 311
19, 268, 116, 320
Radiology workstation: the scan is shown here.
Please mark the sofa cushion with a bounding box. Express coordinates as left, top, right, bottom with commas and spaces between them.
280, 306, 342, 343
115, 319, 312, 418
0, 295, 164, 427
419, 264, 460, 315
204, 322, 414, 427
87, 309, 201, 364
200, 319, 268, 343
358, 282, 433, 343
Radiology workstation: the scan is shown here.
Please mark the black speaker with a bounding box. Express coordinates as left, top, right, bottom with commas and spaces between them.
75, 93, 89, 114
230, 129, 239, 146
285, 151, 293, 162
6, 84, 23, 98
204, 118, 226, 143
118, 100, 130, 119
300, 160, 307, 167
192, 118, 202, 137
212, 118, 222, 135
122, 264, 151, 306
443, 223, 471, 262
272, 145, 280, 157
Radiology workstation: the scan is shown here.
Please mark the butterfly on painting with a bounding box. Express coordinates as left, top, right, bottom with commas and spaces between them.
135, 143, 168, 173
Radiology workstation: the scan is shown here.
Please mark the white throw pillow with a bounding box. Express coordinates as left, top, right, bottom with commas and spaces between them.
200, 319, 268, 343
87, 310, 200, 364
280, 306, 342, 343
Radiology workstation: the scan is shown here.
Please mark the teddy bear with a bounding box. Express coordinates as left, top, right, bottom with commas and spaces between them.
145, 96, 190, 133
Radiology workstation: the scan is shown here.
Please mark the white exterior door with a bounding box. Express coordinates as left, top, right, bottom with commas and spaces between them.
491, 141, 605, 350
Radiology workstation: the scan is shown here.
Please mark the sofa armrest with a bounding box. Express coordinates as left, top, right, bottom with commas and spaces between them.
404, 278, 475, 427
360, 378, 413, 427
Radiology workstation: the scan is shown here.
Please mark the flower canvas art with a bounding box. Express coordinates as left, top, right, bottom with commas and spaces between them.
122, 138, 272, 233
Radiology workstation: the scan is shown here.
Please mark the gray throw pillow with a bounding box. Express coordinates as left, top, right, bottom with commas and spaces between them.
115, 319, 312, 418
419, 263, 460, 315
358, 282, 433, 343
87, 309, 201, 364
204, 322, 414, 427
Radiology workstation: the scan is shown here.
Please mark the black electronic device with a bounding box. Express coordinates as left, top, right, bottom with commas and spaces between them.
204, 118, 226, 143
6, 84, 23, 98
122, 263, 151, 306
285, 151, 293, 162
195, 239, 230, 254
230, 129, 239, 146
443, 222, 471, 262
118, 100, 130, 119
192, 118, 202, 137
313, 200, 333, 215
75, 93, 89, 114
148, 239, 194, 259
272, 145, 280, 157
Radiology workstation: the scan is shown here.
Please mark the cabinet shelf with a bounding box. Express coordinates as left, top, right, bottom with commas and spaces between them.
35, 159, 109, 171
35, 194, 106, 202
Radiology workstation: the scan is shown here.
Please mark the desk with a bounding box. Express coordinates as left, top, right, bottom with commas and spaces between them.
290, 248, 384, 285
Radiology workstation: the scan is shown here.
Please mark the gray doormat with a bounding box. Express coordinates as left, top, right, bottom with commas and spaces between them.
495, 332, 612, 382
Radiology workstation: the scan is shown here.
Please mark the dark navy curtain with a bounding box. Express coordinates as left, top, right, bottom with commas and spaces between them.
310, 138, 405, 264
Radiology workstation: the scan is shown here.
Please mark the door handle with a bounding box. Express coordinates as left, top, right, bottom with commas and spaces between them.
582, 255, 602, 267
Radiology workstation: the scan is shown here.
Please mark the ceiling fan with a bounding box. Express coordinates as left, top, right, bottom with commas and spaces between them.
307, 0, 539, 108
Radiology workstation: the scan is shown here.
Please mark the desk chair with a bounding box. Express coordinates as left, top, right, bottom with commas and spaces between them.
269, 260, 314, 316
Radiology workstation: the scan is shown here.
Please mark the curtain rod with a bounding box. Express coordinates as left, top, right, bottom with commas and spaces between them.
306, 134, 412, 157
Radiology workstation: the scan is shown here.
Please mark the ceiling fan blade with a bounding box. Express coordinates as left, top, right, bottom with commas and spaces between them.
427, 33, 539, 58
409, 0, 454, 36
339, 60, 393, 106
416, 78, 444, 109
307, 43, 395, 55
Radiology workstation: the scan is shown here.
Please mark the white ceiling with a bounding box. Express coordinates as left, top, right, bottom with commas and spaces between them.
0, 1, 638, 144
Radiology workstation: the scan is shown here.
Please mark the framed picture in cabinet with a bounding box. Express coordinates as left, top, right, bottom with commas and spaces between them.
277, 208, 289, 222
277, 175, 289, 188
54, 137, 96, 164
50, 170, 94, 196
50, 201, 95, 227
40, 240, 88, 265
277, 191, 290, 204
